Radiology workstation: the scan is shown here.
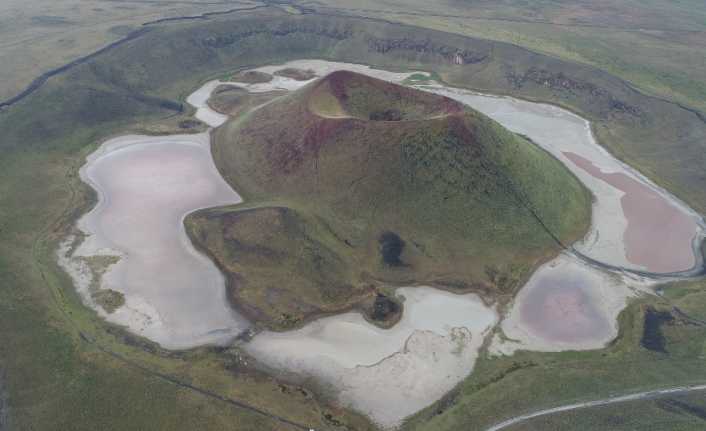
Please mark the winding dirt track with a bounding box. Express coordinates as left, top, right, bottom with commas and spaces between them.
485, 384, 706, 431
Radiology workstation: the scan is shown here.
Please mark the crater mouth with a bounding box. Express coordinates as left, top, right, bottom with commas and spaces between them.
306, 70, 464, 121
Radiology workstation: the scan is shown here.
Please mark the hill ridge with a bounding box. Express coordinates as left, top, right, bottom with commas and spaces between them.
305, 70, 464, 122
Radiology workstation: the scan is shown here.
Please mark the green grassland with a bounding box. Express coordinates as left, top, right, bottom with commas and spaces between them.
189, 71, 589, 330
0, 0, 265, 102
0, 6, 705, 430
506, 391, 706, 430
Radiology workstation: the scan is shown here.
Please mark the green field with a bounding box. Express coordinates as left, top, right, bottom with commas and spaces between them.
506, 392, 706, 430
0, 0, 265, 103
1, 4, 706, 430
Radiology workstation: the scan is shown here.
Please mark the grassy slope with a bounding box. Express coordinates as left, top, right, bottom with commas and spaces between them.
192, 71, 589, 329
0, 0, 264, 102
507, 391, 706, 430
0, 7, 704, 430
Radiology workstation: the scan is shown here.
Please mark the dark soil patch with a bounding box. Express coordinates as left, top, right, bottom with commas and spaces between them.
379, 231, 405, 266
641, 307, 675, 352
178, 119, 201, 129
371, 293, 400, 321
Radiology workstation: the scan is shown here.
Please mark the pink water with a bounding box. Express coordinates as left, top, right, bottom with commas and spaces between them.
564, 152, 697, 273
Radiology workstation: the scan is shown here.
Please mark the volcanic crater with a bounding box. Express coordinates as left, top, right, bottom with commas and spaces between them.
189, 69, 591, 331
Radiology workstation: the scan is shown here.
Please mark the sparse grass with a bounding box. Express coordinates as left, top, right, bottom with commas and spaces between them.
208, 86, 284, 117
230, 70, 274, 84
402, 72, 437, 85
93, 289, 125, 314
273, 67, 317, 81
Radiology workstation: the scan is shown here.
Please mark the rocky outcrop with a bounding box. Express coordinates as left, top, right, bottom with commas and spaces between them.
506, 67, 643, 119
366, 36, 488, 64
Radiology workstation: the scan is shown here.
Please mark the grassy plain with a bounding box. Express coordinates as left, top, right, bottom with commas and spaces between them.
0, 5, 705, 431
0, 0, 264, 102
506, 391, 706, 430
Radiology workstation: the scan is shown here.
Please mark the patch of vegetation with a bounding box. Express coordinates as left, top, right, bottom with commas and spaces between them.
207, 85, 284, 117
230, 70, 273, 84
485, 263, 532, 295
76, 254, 126, 314
402, 72, 434, 85
273, 67, 317, 81
93, 288, 125, 314
187, 205, 368, 330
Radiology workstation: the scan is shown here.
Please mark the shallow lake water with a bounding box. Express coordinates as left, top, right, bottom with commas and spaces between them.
247, 286, 497, 428
564, 151, 697, 273
491, 254, 635, 354
59, 59, 705, 427
60, 134, 247, 349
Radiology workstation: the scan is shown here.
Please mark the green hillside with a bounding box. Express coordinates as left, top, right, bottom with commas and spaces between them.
187, 71, 590, 330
